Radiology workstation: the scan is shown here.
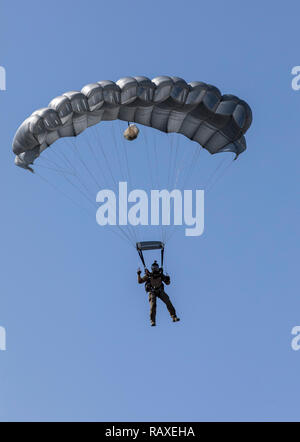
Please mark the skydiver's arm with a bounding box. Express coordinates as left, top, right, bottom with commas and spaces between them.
138, 275, 148, 284
162, 273, 170, 285
137, 268, 149, 284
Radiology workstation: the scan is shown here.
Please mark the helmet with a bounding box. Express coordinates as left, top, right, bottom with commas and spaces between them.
151, 260, 159, 272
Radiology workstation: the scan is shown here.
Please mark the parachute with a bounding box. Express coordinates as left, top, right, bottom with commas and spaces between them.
12, 76, 252, 171
12, 75, 252, 263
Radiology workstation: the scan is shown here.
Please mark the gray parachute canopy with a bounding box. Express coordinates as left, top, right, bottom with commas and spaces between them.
12, 76, 252, 171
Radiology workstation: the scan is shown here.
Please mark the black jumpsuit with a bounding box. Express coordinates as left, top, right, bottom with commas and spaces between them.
138, 271, 177, 323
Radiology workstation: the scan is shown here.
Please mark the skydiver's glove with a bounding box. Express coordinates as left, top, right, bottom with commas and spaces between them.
137, 268, 142, 275
164, 275, 170, 284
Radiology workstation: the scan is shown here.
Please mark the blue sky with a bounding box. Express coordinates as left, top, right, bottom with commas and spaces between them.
0, 0, 300, 421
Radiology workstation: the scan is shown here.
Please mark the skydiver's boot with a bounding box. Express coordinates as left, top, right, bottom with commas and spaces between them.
172, 315, 180, 322
151, 320, 156, 327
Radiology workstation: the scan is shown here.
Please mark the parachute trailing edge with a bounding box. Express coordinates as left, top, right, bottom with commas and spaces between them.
12, 76, 252, 171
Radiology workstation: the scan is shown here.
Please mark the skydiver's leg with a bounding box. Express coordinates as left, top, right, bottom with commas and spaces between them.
149, 293, 157, 326
158, 291, 177, 318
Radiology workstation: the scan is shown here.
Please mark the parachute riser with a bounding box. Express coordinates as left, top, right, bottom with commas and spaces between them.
137, 249, 147, 270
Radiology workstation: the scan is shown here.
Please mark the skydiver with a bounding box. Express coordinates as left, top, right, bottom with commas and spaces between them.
137, 261, 180, 327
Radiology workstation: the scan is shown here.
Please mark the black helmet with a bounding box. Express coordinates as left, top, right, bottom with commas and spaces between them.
151, 260, 159, 272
